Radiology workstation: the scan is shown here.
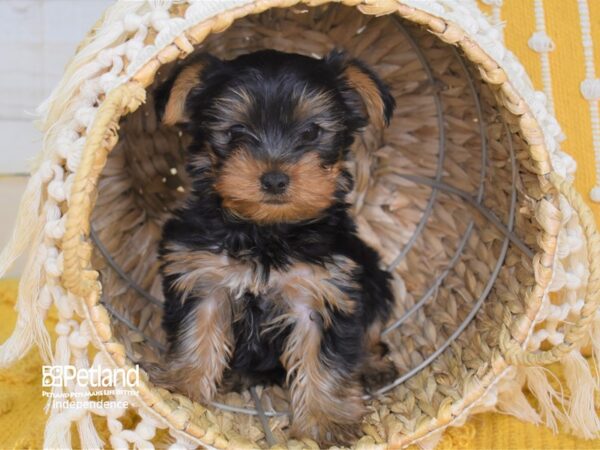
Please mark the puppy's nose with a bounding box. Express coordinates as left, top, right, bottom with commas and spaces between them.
260, 170, 289, 195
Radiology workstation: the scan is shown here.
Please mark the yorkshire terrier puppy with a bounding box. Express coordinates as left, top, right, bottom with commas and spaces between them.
152, 49, 396, 444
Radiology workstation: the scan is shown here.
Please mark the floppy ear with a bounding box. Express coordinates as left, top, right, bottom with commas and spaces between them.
155, 54, 221, 126
327, 50, 395, 129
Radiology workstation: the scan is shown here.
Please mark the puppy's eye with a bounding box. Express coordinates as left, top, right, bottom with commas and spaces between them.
300, 123, 322, 143
226, 124, 248, 140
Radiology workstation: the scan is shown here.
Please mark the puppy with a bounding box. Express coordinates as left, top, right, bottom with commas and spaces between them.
152, 49, 396, 444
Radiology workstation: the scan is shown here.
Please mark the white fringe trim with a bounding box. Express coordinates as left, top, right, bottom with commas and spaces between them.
562, 351, 600, 438
0, 316, 34, 368
496, 373, 541, 424
524, 366, 566, 432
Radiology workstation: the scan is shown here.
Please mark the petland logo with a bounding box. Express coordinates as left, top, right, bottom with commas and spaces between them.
42, 364, 140, 388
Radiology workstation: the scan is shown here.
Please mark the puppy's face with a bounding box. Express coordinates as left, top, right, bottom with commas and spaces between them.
158, 50, 395, 224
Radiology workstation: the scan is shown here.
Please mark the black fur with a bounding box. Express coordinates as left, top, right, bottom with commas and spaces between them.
157, 50, 395, 391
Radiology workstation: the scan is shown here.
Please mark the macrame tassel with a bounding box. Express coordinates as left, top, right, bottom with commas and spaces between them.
524, 366, 565, 432
591, 314, 600, 387
32, 276, 53, 364
0, 171, 43, 277
496, 375, 541, 424
43, 322, 76, 448
77, 413, 104, 450
0, 162, 54, 367
45, 320, 74, 420
44, 411, 73, 450
0, 316, 33, 368
17, 243, 52, 364
0, 232, 52, 366
72, 328, 104, 449
562, 350, 600, 438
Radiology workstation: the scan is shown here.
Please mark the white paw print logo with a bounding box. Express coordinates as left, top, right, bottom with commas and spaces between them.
42, 366, 63, 387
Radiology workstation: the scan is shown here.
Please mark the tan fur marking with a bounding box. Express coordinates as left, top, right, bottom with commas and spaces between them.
157, 246, 369, 435
281, 303, 365, 444
292, 90, 344, 132
360, 320, 398, 392
155, 243, 264, 401
274, 258, 358, 327
270, 257, 365, 444
174, 291, 232, 402
344, 65, 386, 129
150, 289, 233, 403
212, 87, 254, 122
214, 150, 341, 224
161, 243, 263, 302
163, 61, 206, 126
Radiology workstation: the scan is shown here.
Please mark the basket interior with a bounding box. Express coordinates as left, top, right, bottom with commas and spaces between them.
90, 4, 545, 446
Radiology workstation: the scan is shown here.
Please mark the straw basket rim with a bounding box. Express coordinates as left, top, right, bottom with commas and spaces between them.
57, 1, 600, 448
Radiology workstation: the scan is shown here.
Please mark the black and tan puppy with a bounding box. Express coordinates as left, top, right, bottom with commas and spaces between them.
152, 49, 396, 444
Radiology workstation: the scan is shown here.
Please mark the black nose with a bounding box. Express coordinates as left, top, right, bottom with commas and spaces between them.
260, 170, 290, 195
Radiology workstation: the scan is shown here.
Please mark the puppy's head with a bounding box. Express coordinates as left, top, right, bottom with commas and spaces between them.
157, 50, 395, 224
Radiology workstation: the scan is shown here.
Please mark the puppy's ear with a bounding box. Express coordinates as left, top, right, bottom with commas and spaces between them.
155, 53, 222, 126
326, 50, 395, 129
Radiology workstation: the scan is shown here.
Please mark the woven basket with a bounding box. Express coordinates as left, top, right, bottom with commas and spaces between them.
1, 1, 599, 449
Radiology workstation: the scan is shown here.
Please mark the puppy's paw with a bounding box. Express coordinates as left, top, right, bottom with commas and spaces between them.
362, 356, 398, 393
141, 360, 218, 403
290, 385, 366, 446
361, 342, 399, 393
291, 420, 362, 447
141, 361, 177, 390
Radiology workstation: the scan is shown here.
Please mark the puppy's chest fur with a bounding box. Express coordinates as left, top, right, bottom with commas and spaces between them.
160, 210, 363, 379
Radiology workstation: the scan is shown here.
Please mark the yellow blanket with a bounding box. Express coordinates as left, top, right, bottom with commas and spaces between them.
0, 278, 598, 448
478, 0, 600, 223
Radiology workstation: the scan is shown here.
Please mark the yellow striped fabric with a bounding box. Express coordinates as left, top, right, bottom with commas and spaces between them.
0, 278, 597, 448
478, 0, 600, 223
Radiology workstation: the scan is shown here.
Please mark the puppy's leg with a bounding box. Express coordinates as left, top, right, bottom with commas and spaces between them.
156, 246, 256, 401
153, 288, 233, 403
278, 260, 367, 444
281, 306, 365, 445
341, 238, 397, 392
360, 321, 398, 392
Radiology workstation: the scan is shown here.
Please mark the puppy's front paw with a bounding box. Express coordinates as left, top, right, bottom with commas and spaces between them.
361, 341, 399, 393
142, 360, 218, 403
362, 355, 398, 393
289, 387, 366, 446
142, 361, 178, 391
291, 417, 363, 447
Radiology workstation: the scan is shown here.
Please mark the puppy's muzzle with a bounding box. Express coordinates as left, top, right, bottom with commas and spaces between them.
260, 170, 290, 195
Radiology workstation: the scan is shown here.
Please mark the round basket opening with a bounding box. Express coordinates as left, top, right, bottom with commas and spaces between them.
90, 3, 548, 447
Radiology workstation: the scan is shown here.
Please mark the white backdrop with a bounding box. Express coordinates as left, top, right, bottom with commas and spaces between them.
0, 0, 112, 173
